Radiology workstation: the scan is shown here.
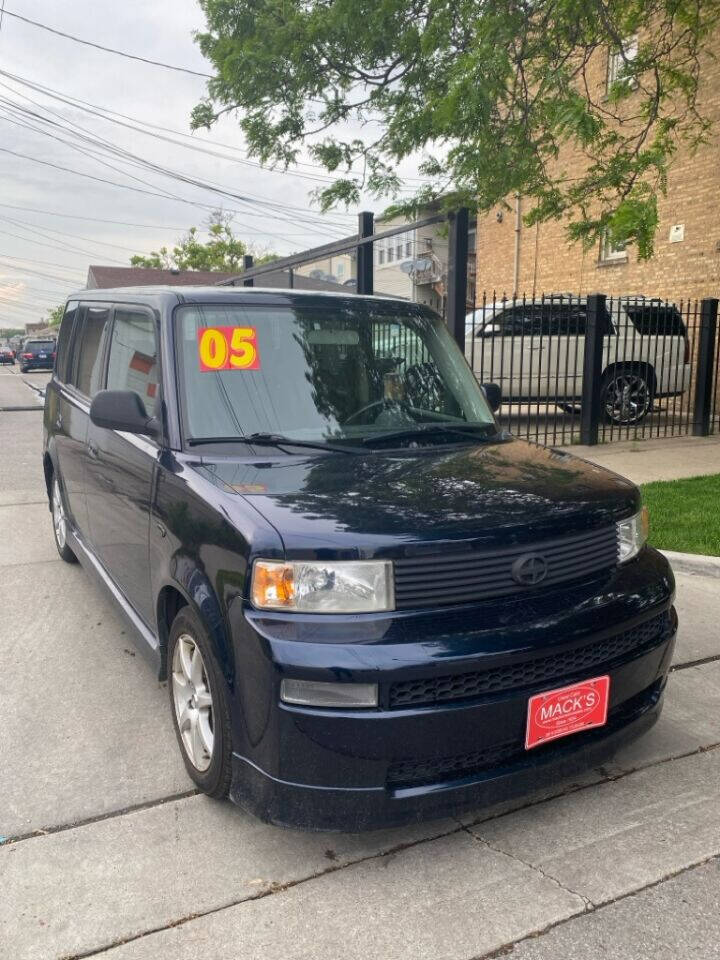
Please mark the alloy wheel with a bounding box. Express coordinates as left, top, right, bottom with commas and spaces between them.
52, 477, 67, 550
604, 372, 651, 424
171, 634, 215, 771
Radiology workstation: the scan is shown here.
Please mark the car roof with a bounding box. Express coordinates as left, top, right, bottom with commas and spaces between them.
63, 285, 414, 310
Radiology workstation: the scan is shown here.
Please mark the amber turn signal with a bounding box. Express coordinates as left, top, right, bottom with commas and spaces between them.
251, 561, 295, 608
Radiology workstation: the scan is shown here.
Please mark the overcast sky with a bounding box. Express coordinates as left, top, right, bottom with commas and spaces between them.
0, 1, 422, 330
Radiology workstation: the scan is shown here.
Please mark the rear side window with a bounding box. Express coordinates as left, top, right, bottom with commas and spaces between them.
55, 306, 77, 382
106, 308, 159, 416
625, 304, 686, 336
71, 306, 111, 397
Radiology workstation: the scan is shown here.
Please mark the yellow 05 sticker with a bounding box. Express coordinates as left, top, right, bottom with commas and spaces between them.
197, 326, 260, 371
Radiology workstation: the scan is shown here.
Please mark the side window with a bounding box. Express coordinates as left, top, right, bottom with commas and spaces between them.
106, 309, 159, 416
71, 306, 111, 398
54, 304, 77, 382
499, 306, 543, 336
543, 305, 588, 336
625, 305, 685, 337
497, 310, 524, 335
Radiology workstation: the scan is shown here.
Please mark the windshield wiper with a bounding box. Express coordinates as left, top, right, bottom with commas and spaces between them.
187, 433, 359, 454
360, 423, 499, 448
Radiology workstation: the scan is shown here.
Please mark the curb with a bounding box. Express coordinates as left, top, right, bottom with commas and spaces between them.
662, 549, 720, 578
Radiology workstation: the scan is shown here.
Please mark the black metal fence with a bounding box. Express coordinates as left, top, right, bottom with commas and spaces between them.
218, 209, 720, 448
464, 291, 720, 447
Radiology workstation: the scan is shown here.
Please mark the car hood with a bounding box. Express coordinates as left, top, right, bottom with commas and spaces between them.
191, 437, 639, 558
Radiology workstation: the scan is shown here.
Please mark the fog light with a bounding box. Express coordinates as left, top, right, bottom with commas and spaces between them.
280, 679, 378, 708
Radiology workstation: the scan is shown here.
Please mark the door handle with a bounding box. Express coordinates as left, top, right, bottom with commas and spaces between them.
55, 413, 63, 429
87, 441, 99, 460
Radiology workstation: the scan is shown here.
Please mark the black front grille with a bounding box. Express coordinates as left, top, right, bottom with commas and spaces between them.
393, 525, 619, 609
387, 679, 664, 789
387, 740, 519, 788
388, 611, 672, 709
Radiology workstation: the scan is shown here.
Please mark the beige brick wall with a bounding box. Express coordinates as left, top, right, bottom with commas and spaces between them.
475, 33, 720, 303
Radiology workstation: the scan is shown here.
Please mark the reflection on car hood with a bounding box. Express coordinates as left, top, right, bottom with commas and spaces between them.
191, 437, 639, 556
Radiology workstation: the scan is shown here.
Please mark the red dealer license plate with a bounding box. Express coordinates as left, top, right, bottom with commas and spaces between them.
525, 675, 610, 750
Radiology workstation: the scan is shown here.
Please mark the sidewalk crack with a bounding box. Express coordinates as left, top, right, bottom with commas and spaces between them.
462, 823, 594, 910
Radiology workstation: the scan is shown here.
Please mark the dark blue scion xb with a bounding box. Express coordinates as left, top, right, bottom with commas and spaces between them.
43, 287, 676, 830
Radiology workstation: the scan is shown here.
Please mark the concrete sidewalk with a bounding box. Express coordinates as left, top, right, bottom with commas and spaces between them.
559, 434, 720, 485
2, 368, 720, 960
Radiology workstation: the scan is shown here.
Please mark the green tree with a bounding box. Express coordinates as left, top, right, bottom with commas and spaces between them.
192, 0, 718, 259
46, 305, 64, 327
130, 210, 278, 271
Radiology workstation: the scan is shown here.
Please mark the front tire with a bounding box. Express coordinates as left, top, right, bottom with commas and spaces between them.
168, 606, 233, 799
51, 475, 77, 563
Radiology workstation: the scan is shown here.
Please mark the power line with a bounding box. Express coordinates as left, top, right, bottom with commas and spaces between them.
0, 201, 317, 240
0, 94, 353, 238
0, 251, 91, 275
0, 221, 127, 266
0, 295, 57, 314
0, 201, 189, 232
0, 67, 428, 191
0, 277, 74, 298
1, 90, 355, 228
0, 208, 152, 255
0, 258, 82, 285
0, 9, 213, 78
0, 140, 350, 241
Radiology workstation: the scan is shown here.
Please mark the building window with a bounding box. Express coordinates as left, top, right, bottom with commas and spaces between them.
607, 35, 638, 91
377, 245, 385, 265
336, 262, 345, 278
387, 245, 394, 263
405, 238, 413, 258
599, 232, 627, 263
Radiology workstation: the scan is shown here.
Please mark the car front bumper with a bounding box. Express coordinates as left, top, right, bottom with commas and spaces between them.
228, 548, 676, 831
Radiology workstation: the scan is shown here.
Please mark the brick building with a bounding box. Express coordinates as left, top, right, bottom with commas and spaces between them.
475, 32, 720, 303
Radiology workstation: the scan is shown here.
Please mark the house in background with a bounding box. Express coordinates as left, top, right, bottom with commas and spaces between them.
475, 31, 720, 302
295, 252, 356, 287
374, 205, 476, 314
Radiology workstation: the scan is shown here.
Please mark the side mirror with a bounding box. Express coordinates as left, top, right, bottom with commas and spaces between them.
90, 390, 159, 437
482, 382, 502, 413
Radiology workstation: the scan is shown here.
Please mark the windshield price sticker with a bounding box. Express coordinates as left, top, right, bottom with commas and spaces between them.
198, 326, 260, 371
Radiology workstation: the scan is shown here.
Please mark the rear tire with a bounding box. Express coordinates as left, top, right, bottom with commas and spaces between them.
601, 365, 654, 425
51, 475, 78, 563
168, 606, 233, 799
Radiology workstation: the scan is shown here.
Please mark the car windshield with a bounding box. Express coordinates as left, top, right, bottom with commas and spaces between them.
175, 300, 495, 448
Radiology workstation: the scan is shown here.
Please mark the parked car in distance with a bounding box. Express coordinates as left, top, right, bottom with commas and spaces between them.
466, 296, 691, 425
18, 338, 56, 373
0, 344, 15, 364
43, 287, 676, 830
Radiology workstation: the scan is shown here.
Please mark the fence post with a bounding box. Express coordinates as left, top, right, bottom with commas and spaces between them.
692, 298, 719, 436
356, 211, 374, 295
446, 208, 469, 350
579, 293, 607, 446
242, 254, 254, 287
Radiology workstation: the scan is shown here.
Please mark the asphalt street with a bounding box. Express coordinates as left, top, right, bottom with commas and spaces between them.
1, 365, 719, 960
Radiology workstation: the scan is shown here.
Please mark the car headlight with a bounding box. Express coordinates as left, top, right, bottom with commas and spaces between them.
251, 559, 394, 613
617, 507, 649, 563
